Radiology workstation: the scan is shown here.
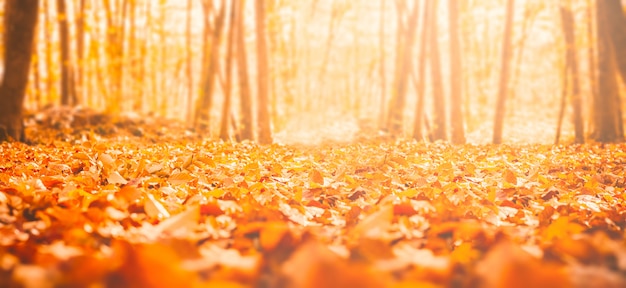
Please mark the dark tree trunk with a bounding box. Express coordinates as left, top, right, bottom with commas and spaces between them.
75, 0, 86, 106
593, 0, 623, 142
0, 0, 40, 142
492, 0, 515, 144
57, 0, 76, 106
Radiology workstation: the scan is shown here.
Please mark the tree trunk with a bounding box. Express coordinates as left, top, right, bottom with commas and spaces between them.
378, 0, 387, 130
430, 0, 447, 141
235, 0, 254, 141
220, 0, 237, 141
492, 0, 515, 144
186, 0, 194, 124
0, 0, 39, 142
194, 0, 226, 132
413, 0, 431, 141
603, 0, 626, 84
592, 0, 623, 142
387, 1, 419, 136
448, 0, 465, 144
75, 0, 86, 106
559, 4, 584, 144
57, 0, 76, 106
255, 0, 273, 144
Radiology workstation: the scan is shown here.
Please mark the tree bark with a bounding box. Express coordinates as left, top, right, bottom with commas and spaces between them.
194, 0, 226, 132
430, 0, 447, 141
413, 0, 431, 141
0, 0, 39, 142
592, 0, 623, 142
492, 0, 515, 144
220, 0, 237, 141
75, 0, 86, 106
186, 0, 194, 124
448, 0, 465, 144
57, 0, 76, 106
236, 0, 254, 141
378, 0, 387, 130
603, 0, 626, 85
255, 0, 273, 144
387, 1, 419, 136
559, 4, 584, 144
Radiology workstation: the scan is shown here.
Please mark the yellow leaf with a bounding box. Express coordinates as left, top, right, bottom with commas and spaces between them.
144, 193, 171, 219
309, 169, 324, 185
107, 171, 128, 185
503, 169, 517, 186
168, 171, 196, 185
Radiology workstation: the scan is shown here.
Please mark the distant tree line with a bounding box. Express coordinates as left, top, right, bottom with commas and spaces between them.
0, 0, 625, 144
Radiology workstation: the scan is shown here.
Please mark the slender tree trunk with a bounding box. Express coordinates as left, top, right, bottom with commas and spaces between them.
44, 0, 56, 102
413, 0, 431, 141
378, 0, 386, 129
57, 0, 75, 106
0, 0, 39, 142
603, 0, 626, 84
492, 0, 515, 144
186, 0, 194, 124
220, 0, 237, 141
194, 0, 226, 132
387, 1, 419, 136
430, 0, 446, 141
127, 0, 139, 110
235, 0, 254, 141
32, 36, 42, 109
555, 56, 569, 145
586, 0, 598, 135
592, 0, 623, 142
75, 0, 86, 105
448, 0, 465, 144
559, 4, 584, 144
255, 0, 273, 144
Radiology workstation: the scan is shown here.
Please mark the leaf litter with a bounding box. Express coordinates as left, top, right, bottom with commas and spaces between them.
0, 116, 625, 287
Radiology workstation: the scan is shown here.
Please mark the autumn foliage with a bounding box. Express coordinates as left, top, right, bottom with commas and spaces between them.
0, 114, 624, 287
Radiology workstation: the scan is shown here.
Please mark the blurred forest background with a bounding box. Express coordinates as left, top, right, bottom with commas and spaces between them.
1, 0, 626, 145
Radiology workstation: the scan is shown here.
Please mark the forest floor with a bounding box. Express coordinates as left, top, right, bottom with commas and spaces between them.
0, 107, 624, 287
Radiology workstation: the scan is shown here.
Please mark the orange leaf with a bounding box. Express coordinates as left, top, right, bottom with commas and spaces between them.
503, 169, 517, 186
259, 221, 293, 251
168, 171, 196, 185
309, 169, 324, 186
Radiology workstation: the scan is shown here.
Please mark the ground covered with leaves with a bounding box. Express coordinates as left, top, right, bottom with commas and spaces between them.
0, 109, 625, 287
